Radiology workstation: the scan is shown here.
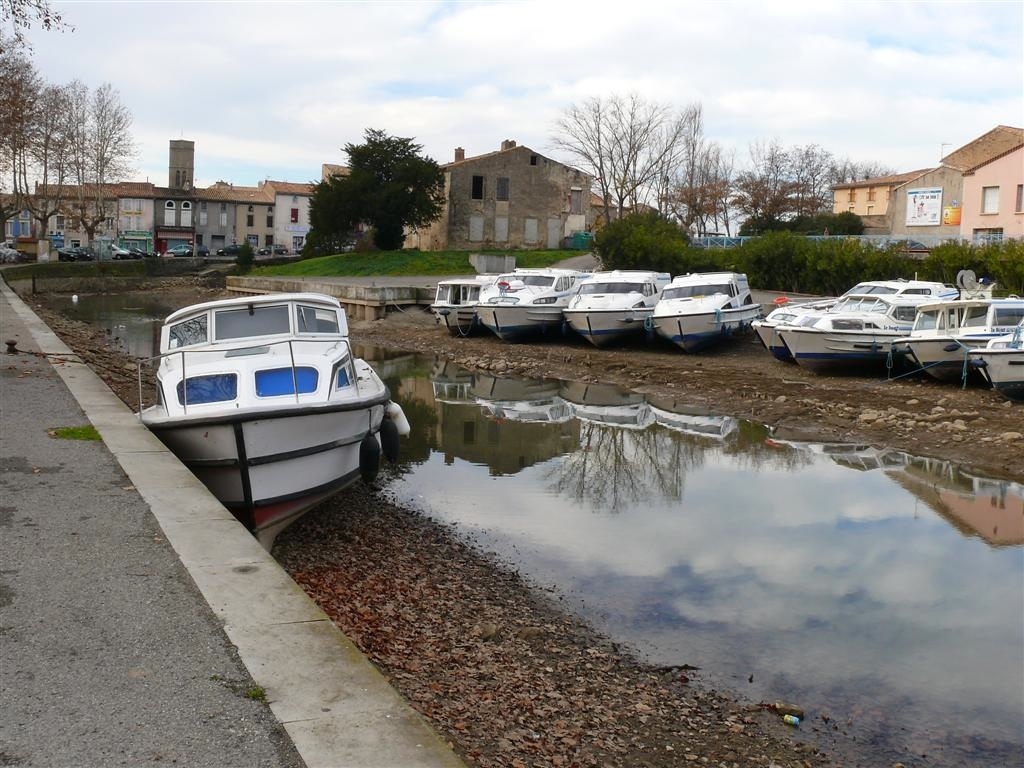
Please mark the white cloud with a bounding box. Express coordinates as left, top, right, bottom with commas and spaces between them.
17, 0, 1022, 185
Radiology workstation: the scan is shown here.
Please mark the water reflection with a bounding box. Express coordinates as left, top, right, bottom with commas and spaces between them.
384, 358, 1023, 768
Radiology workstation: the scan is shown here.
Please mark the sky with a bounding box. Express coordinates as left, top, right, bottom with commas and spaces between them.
16, 0, 1024, 190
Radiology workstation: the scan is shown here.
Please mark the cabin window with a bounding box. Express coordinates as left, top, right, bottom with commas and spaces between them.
168, 315, 208, 348
296, 304, 340, 334
994, 307, 1024, 327
893, 307, 918, 323
214, 305, 290, 340
915, 311, 939, 331
176, 374, 237, 405
254, 367, 319, 397
962, 306, 990, 328
336, 368, 350, 388
436, 285, 452, 303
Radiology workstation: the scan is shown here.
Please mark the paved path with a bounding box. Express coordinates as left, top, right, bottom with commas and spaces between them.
0, 281, 465, 768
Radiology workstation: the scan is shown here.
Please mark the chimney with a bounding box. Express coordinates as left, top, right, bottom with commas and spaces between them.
454, 147, 465, 162
500, 139, 517, 151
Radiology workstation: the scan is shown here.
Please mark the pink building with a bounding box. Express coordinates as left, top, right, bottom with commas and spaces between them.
959, 142, 1023, 242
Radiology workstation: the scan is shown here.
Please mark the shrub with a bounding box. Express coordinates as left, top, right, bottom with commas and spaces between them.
236, 242, 255, 273
593, 212, 690, 274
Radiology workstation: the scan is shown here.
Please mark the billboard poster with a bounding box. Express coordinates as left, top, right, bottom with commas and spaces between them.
906, 187, 943, 226
942, 202, 962, 226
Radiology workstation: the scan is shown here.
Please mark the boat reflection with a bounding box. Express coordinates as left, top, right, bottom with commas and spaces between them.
647, 395, 738, 440
560, 381, 653, 429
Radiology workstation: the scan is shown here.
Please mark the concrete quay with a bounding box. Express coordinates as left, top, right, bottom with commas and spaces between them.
0, 280, 465, 767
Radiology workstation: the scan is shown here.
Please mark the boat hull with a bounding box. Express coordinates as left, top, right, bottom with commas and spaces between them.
143, 399, 388, 543
433, 305, 482, 336
653, 305, 761, 353
896, 336, 998, 382
562, 309, 652, 347
752, 320, 794, 362
777, 327, 902, 373
971, 350, 1024, 401
476, 304, 566, 342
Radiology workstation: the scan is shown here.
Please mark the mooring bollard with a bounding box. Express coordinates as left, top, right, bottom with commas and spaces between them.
5, 339, 19, 354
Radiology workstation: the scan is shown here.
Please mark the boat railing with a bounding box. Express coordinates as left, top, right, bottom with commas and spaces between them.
136, 337, 354, 417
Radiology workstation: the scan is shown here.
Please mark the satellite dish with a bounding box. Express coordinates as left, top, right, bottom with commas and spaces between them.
956, 269, 978, 292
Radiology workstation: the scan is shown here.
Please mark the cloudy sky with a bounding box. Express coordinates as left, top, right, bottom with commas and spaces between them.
18, 0, 1024, 189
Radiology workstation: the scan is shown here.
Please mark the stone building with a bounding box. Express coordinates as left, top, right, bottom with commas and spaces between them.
409, 140, 593, 251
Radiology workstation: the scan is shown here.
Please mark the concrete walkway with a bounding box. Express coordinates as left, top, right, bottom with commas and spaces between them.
0, 281, 464, 768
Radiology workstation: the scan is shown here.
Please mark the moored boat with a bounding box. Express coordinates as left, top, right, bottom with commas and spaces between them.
775, 293, 928, 373
893, 297, 1024, 382
754, 279, 958, 363
651, 272, 762, 352
475, 268, 589, 341
431, 275, 498, 336
562, 270, 670, 347
138, 293, 410, 545
968, 321, 1024, 402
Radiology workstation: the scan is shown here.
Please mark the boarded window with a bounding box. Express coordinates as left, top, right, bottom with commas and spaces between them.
471, 175, 484, 200
496, 177, 510, 201
524, 218, 538, 244
570, 188, 582, 214
469, 215, 484, 242
495, 216, 508, 242
1016, 184, 1023, 213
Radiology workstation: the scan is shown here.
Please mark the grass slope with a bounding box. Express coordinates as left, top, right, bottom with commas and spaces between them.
253, 249, 571, 277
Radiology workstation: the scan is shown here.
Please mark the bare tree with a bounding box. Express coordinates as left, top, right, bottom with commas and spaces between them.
730, 138, 800, 226
829, 157, 896, 185
66, 80, 135, 242
0, 35, 38, 235
552, 94, 692, 226
16, 82, 72, 237
1, 0, 70, 48
789, 143, 835, 218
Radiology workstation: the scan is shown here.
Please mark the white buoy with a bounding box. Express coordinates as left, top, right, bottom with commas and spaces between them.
72, 294, 79, 303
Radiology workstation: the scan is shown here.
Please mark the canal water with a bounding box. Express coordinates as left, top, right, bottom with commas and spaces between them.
49, 293, 1024, 768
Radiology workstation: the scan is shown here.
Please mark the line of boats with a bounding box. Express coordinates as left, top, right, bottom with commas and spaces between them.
431, 267, 1024, 402
433, 268, 763, 353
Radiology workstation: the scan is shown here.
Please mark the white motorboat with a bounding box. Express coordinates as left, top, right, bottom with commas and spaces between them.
475, 268, 589, 341
968, 321, 1024, 402
775, 293, 929, 373
651, 272, 762, 352
562, 270, 670, 347
430, 275, 497, 336
139, 293, 410, 545
754, 279, 958, 363
893, 297, 1024, 382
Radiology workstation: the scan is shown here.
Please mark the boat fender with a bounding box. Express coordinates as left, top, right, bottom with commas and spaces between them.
380, 417, 400, 463
386, 401, 411, 436
359, 431, 381, 484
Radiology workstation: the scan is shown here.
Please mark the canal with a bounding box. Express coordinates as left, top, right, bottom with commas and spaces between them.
49, 292, 1024, 768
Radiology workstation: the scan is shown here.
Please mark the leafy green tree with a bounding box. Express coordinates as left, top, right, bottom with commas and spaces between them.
594, 211, 691, 273
308, 128, 444, 253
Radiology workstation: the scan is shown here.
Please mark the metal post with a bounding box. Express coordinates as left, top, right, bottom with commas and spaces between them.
180, 349, 187, 414
288, 340, 299, 404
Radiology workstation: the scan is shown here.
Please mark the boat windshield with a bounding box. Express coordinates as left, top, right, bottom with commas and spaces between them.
435, 285, 453, 303
295, 304, 341, 334
914, 310, 941, 331
578, 282, 642, 295
848, 284, 897, 295
168, 314, 208, 349
994, 307, 1024, 327
662, 283, 733, 300
519, 275, 556, 287
215, 304, 290, 340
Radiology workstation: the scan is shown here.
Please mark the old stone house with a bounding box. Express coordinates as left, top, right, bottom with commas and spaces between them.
409, 140, 593, 251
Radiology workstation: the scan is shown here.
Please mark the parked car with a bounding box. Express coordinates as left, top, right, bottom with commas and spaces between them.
128, 247, 155, 259
257, 244, 289, 256
0, 245, 22, 263
57, 246, 94, 262
164, 244, 196, 257
217, 243, 242, 257
110, 245, 139, 260
194, 244, 210, 257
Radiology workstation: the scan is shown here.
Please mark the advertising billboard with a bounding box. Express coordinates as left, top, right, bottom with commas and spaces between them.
906, 187, 943, 227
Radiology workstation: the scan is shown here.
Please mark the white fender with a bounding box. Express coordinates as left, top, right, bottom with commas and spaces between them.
386, 400, 411, 436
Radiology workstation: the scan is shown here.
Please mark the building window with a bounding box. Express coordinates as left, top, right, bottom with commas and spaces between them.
981, 186, 999, 214
200, 202, 207, 210
290, 208, 299, 223
266, 213, 273, 227
495, 216, 508, 242
246, 214, 254, 227
1016, 184, 1023, 213
471, 175, 484, 200
867, 187, 876, 202
530, 155, 538, 166
220, 202, 227, 212
181, 201, 192, 227
570, 188, 582, 215
199, 210, 208, 226
164, 200, 175, 226
55, 215, 65, 231
247, 205, 254, 213
219, 211, 227, 227
973, 227, 1003, 243
867, 205, 874, 215
847, 190, 856, 202
496, 177, 509, 201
